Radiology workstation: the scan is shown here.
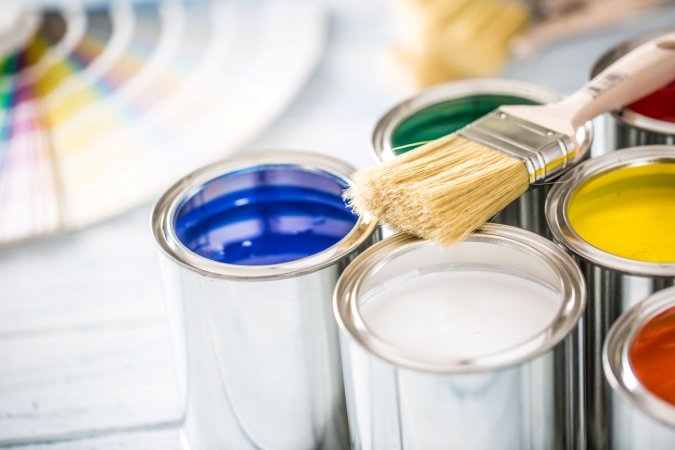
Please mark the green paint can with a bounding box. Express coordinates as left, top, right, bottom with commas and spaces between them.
371, 78, 593, 236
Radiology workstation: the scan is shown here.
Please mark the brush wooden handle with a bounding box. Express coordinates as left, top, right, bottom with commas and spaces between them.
503, 32, 675, 136
512, 0, 665, 58
560, 32, 675, 130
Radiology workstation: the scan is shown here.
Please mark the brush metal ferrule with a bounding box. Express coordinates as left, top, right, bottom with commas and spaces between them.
457, 111, 578, 184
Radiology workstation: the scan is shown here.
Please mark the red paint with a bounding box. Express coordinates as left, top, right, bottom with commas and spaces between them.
630, 306, 675, 405
626, 80, 675, 123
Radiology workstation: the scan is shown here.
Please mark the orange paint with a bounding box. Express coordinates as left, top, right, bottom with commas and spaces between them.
630, 306, 675, 405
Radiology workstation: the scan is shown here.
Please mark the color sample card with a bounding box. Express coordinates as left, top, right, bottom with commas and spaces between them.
0, 0, 323, 245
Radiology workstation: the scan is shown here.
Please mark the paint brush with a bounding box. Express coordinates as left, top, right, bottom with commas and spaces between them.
346, 33, 675, 245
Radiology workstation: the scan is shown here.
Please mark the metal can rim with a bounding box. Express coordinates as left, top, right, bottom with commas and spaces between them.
333, 223, 586, 374
151, 150, 378, 281
546, 145, 675, 277
603, 286, 675, 428
590, 29, 675, 136
371, 77, 594, 164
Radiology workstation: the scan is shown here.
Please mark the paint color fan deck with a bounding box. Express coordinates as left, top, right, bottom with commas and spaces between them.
0, 1, 323, 245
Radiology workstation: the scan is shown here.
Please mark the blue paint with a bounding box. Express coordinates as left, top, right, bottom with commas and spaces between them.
174, 165, 358, 265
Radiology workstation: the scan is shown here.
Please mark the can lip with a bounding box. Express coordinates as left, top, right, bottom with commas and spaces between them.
333, 224, 586, 374
151, 150, 378, 281
371, 77, 593, 165
590, 29, 675, 136
546, 145, 675, 277
604, 286, 675, 428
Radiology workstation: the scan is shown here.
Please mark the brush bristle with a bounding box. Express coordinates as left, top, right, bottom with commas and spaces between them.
345, 134, 530, 245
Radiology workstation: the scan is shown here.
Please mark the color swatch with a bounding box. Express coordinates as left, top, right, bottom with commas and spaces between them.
0, 1, 323, 245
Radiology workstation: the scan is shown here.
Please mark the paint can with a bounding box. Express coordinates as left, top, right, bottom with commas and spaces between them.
334, 224, 586, 450
590, 30, 675, 156
546, 146, 675, 450
152, 150, 379, 450
371, 78, 593, 236
604, 286, 675, 450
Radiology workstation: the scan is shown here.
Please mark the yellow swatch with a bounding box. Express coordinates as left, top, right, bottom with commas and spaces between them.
567, 163, 675, 263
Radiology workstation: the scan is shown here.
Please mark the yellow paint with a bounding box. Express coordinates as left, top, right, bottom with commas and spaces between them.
567, 163, 675, 263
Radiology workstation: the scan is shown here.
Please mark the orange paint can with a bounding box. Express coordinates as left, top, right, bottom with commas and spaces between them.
604, 286, 675, 450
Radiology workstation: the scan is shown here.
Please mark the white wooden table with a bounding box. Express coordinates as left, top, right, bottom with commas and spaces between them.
2, 2, 674, 447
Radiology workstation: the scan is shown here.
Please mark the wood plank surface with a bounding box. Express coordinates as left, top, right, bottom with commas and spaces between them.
10, 428, 181, 449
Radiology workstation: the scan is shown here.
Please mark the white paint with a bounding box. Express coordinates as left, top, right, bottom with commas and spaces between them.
360, 270, 562, 360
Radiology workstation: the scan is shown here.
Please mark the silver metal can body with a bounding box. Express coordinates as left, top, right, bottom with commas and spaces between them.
334, 225, 587, 450
546, 146, 675, 450
578, 267, 673, 450
371, 78, 593, 236
590, 30, 675, 156
604, 287, 675, 450
152, 151, 380, 450
160, 254, 352, 450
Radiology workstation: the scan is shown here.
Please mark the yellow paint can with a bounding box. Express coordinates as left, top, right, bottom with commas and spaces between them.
547, 146, 675, 450
567, 163, 675, 263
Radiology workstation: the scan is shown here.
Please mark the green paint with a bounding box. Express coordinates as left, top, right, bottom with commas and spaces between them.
391, 94, 539, 155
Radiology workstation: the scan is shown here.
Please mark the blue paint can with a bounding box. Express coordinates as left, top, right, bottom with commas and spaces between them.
173, 165, 359, 266
152, 150, 379, 450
